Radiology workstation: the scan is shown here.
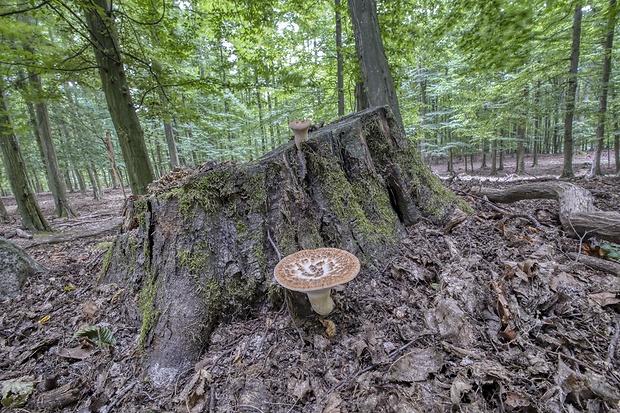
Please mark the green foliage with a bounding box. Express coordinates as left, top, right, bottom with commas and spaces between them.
1, 379, 34, 408
0, 0, 618, 187
72, 325, 117, 348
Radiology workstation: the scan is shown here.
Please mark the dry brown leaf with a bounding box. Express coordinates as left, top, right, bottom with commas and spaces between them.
81, 300, 98, 318
504, 392, 531, 411
56, 346, 94, 360
588, 292, 620, 307
320, 319, 336, 339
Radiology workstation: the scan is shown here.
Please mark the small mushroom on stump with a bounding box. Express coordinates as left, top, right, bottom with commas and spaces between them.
288, 119, 312, 180
274, 248, 361, 316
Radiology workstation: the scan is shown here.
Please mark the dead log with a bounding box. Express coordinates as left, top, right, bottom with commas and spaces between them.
100, 106, 465, 386
472, 181, 620, 244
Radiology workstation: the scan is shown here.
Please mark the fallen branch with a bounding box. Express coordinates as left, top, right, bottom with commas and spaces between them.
471, 181, 620, 244
567, 252, 620, 276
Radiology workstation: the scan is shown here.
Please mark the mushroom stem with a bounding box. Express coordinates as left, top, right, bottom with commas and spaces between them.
306, 289, 334, 316
292, 129, 308, 151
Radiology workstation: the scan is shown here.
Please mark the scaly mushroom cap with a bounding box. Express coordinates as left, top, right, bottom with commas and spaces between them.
274, 248, 360, 292
288, 119, 312, 132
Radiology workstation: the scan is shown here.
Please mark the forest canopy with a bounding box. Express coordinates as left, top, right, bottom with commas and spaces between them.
0, 0, 619, 199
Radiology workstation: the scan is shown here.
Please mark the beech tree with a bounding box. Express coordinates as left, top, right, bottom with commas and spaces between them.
348, 0, 404, 132
590, 0, 617, 177
82, 0, 154, 195
0, 85, 50, 231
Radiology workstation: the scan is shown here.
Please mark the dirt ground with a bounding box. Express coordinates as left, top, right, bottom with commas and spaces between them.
1, 154, 619, 412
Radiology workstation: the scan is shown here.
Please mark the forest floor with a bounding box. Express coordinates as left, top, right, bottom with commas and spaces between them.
1, 153, 619, 412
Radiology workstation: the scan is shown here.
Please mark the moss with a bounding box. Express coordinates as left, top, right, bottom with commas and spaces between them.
177, 239, 213, 277
138, 272, 160, 347
307, 152, 397, 245
177, 169, 234, 219
400, 148, 472, 218
98, 241, 115, 281
132, 197, 149, 229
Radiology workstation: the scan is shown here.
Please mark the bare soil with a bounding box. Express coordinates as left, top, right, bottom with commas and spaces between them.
1, 156, 619, 412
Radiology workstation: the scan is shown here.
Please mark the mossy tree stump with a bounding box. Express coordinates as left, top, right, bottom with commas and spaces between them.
102, 106, 464, 385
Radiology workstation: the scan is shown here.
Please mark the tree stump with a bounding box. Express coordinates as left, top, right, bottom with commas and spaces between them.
101, 106, 464, 385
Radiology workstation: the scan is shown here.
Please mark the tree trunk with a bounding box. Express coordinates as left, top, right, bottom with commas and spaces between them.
472, 181, 620, 244
101, 107, 465, 386
561, 4, 583, 178
27, 72, 76, 217
83, 0, 154, 195
0, 87, 51, 232
590, 0, 617, 177
335, 0, 345, 117
348, 0, 404, 132
615, 119, 620, 173
490, 138, 497, 176
162, 94, 180, 169
105, 132, 127, 200
0, 196, 8, 221
87, 165, 102, 200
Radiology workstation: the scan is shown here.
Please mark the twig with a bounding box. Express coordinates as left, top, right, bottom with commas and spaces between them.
267, 230, 282, 262
100, 382, 137, 413
209, 385, 216, 413
608, 321, 620, 365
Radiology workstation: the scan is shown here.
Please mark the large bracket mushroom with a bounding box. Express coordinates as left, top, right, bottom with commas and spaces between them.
274, 248, 360, 316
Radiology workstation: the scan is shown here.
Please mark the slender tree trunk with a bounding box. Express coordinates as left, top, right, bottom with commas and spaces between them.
590, 0, 617, 177
0, 196, 7, 222
0, 87, 51, 231
348, 0, 404, 132
87, 165, 102, 200
419, 65, 428, 162
27, 72, 76, 217
105, 132, 127, 200
532, 83, 541, 167
490, 138, 498, 176
499, 139, 504, 170
336, 0, 345, 117
561, 4, 583, 178
83, 0, 154, 194
162, 94, 180, 169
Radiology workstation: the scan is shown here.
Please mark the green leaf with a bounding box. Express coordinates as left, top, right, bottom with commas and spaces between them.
73, 325, 117, 348
1, 379, 34, 408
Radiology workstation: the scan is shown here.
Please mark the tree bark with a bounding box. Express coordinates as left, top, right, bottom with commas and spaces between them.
472, 181, 620, 244
101, 107, 465, 386
561, 4, 583, 178
105, 132, 127, 200
27, 72, 76, 217
0, 87, 51, 232
335, 0, 345, 117
83, 0, 154, 195
590, 0, 617, 177
348, 0, 404, 132
0, 196, 8, 222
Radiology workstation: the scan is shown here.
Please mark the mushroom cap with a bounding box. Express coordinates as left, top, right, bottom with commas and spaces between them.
288, 119, 312, 132
274, 248, 360, 292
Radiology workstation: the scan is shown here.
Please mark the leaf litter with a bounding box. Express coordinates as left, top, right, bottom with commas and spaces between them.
0, 173, 619, 412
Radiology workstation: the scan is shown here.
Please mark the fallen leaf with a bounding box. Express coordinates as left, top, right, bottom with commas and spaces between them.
82, 300, 98, 318
450, 374, 472, 405
504, 392, 531, 411
588, 292, 620, 307
387, 347, 443, 382
38, 315, 50, 324
56, 346, 94, 360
